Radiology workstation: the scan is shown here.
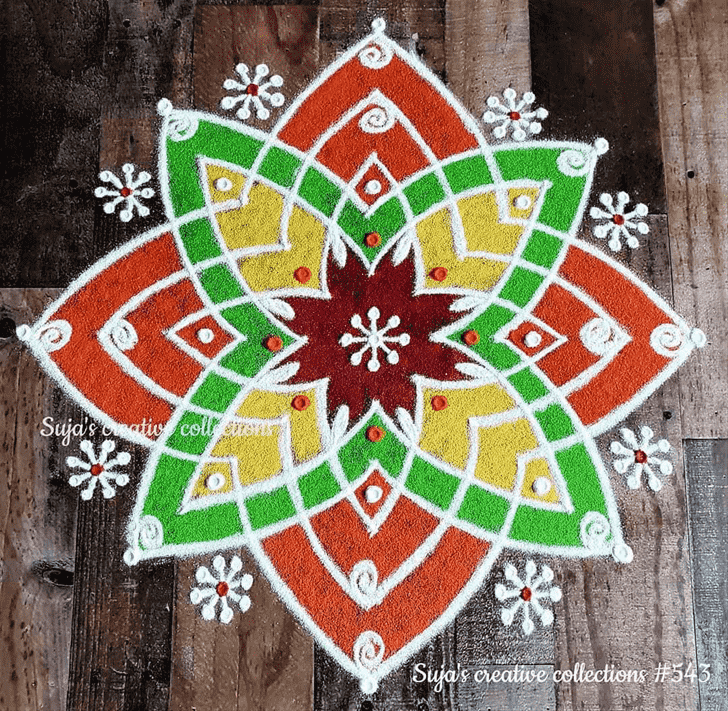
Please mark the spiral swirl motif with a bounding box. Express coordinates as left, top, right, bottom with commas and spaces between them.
358, 42, 393, 69
579, 317, 614, 356
580, 511, 612, 554
37, 320, 73, 352
358, 106, 395, 134
139, 515, 164, 549
110, 320, 139, 351
556, 148, 590, 177
353, 630, 385, 673
168, 114, 200, 142
650, 323, 687, 357
350, 560, 378, 608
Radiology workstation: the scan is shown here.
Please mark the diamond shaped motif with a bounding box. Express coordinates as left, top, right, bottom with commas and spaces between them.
354, 469, 393, 518
354, 162, 393, 206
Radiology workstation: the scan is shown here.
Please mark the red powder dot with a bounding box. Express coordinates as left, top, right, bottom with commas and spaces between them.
291, 395, 310, 411
366, 426, 385, 443
634, 450, 648, 464
509, 111, 522, 121
245, 84, 259, 96
463, 330, 480, 346
431, 395, 449, 411
120, 187, 132, 198
216, 581, 229, 597
294, 266, 312, 283
430, 267, 448, 282
264, 335, 283, 352
90, 464, 104, 477
613, 214, 625, 225
520, 586, 533, 602
365, 232, 382, 247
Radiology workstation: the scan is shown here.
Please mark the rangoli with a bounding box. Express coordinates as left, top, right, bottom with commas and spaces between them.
18, 19, 704, 693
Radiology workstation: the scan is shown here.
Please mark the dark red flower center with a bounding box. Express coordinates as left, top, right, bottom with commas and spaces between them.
613, 214, 625, 226
246, 84, 259, 96
90, 464, 104, 477
509, 111, 521, 121
216, 581, 229, 597
120, 187, 133, 198
283, 255, 475, 420
520, 586, 533, 602
634, 450, 648, 464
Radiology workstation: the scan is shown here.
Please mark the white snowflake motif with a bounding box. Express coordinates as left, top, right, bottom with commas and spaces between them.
190, 555, 254, 624
220, 63, 285, 121
339, 306, 410, 372
482, 88, 548, 141
610, 426, 673, 491
495, 560, 562, 635
589, 192, 649, 251
94, 163, 155, 222
66, 439, 131, 500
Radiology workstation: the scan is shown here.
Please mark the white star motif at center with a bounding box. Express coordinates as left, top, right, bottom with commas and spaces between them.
339, 306, 410, 372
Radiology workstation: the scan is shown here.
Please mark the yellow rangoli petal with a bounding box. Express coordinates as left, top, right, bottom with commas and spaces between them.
419, 384, 515, 470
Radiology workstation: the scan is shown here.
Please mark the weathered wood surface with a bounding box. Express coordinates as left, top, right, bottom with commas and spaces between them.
170, 552, 313, 711
684, 439, 728, 711
0, 1, 726, 710
529, 0, 666, 211
653, 0, 728, 439
0, 290, 76, 711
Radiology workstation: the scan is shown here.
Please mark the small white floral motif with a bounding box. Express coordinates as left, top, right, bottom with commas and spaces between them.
220, 63, 285, 121
66, 439, 131, 500
339, 306, 411, 372
611, 426, 672, 491
482, 88, 548, 141
190, 555, 253, 624
94, 163, 155, 222
590, 192, 649, 251
495, 560, 562, 635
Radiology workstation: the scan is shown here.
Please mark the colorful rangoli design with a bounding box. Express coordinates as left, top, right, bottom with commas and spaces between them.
18, 20, 704, 693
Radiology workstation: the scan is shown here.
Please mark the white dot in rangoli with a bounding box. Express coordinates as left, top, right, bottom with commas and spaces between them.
214, 177, 233, 191
197, 328, 215, 344
364, 485, 383, 503
364, 179, 382, 195
524, 330, 542, 348
514, 194, 532, 210
532, 477, 552, 496
206, 473, 226, 491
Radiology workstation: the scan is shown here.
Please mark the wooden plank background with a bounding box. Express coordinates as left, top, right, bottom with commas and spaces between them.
1, 0, 725, 709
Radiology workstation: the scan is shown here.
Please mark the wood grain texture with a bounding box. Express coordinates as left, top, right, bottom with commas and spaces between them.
318, 0, 444, 70
684, 439, 728, 711
193, 4, 319, 119
169, 553, 313, 711
529, 0, 666, 212
445, 0, 531, 117
0, 289, 77, 711
166, 8, 318, 710
94, 0, 196, 260
0, 0, 102, 287
653, 0, 728, 439
66, 501, 176, 711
